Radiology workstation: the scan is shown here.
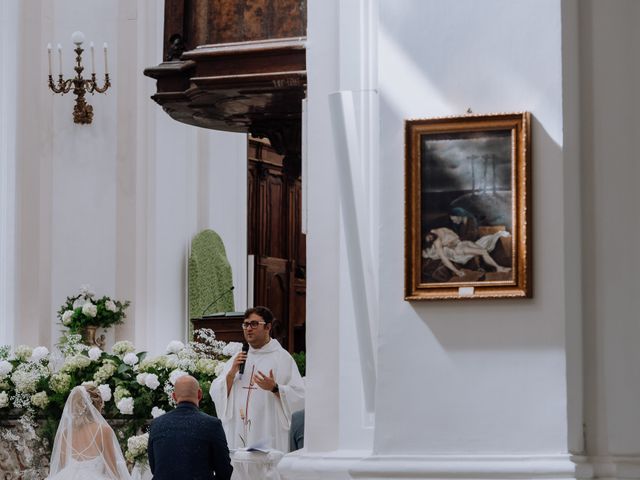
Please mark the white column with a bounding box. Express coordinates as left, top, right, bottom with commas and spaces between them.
0, 0, 20, 345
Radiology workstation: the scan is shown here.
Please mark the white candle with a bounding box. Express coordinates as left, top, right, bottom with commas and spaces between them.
47, 43, 52, 76
103, 42, 108, 74
90, 42, 95, 74
57, 43, 62, 76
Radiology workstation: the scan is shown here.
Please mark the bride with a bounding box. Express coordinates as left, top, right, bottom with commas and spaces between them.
47, 385, 132, 480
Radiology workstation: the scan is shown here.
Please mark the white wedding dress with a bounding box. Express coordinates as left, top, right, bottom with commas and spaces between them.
47, 386, 132, 480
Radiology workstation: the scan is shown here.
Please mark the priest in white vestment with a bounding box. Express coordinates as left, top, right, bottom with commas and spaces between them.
210, 306, 305, 453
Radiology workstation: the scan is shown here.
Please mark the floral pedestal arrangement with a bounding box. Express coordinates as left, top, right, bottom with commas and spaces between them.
58, 285, 130, 349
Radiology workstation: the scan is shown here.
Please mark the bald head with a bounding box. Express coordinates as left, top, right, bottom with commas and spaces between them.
172, 375, 202, 405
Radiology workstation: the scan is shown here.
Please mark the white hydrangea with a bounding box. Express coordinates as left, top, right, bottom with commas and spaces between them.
82, 302, 97, 318
166, 341, 185, 354
31, 391, 49, 409
116, 397, 134, 415
94, 361, 117, 383
145, 373, 160, 390
97, 384, 112, 402
72, 297, 86, 309
123, 353, 138, 366
169, 369, 188, 386
0, 391, 8, 408
0, 360, 13, 377
62, 310, 75, 325
125, 432, 149, 462
88, 347, 102, 361
196, 358, 218, 376
50, 372, 72, 394
13, 345, 33, 362
136, 373, 148, 386
151, 406, 165, 418
112, 341, 135, 357
30, 346, 49, 362
165, 354, 179, 369
222, 342, 243, 357
61, 354, 91, 372
105, 299, 117, 312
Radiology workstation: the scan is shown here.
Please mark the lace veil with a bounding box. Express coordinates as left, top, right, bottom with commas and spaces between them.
48, 386, 131, 479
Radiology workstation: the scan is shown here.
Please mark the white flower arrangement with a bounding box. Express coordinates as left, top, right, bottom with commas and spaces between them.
123, 353, 139, 366
30, 391, 49, 409
169, 369, 188, 386
136, 373, 148, 386
144, 374, 160, 390
116, 397, 134, 415
13, 345, 33, 362
0, 360, 13, 377
151, 406, 165, 418
97, 384, 112, 402
88, 347, 102, 361
30, 347, 49, 363
81, 302, 97, 318
112, 341, 135, 357
166, 340, 185, 354
94, 361, 117, 383
0, 391, 9, 408
125, 432, 149, 463
61, 310, 74, 325
49, 373, 72, 394
105, 299, 117, 312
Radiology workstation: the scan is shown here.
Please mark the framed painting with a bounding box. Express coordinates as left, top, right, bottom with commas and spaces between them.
405, 112, 531, 300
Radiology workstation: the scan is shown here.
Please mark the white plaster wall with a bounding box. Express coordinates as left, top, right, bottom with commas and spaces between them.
579, 0, 640, 461
0, 0, 20, 346
7, 0, 249, 355
375, 0, 570, 455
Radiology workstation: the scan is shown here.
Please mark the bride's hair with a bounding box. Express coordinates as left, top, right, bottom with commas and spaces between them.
84, 385, 104, 411
71, 385, 104, 424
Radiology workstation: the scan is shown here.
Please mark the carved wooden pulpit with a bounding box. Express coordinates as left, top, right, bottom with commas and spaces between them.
144, 0, 307, 175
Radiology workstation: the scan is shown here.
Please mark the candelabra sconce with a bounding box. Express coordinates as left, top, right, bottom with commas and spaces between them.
47, 31, 111, 125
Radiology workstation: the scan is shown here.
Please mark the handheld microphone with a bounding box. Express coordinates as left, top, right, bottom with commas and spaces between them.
238, 342, 250, 376
201, 286, 235, 317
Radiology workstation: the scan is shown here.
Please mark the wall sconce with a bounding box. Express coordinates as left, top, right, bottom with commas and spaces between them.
47, 31, 111, 125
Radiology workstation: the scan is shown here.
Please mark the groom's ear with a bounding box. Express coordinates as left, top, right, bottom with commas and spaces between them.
172, 391, 177, 403
197, 389, 203, 401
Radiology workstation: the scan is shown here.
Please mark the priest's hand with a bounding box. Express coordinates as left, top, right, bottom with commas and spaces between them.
226, 352, 248, 397
228, 352, 248, 378
254, 369, 278, 394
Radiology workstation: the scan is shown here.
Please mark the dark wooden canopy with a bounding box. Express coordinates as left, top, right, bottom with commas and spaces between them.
143, 0, 307, 172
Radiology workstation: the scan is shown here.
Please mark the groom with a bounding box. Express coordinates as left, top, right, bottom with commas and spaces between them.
148, 375, 233, 480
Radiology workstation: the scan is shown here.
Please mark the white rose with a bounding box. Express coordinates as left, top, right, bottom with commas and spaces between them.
145, 373, 160, 390
30, 346, 49, 363
72, 297, 86, 309
169, 369, 188, 386
105, 300, 117, 312
222, 342, 243, 357
116, 397, 134, 415
136, 373, 148, 386
88, 347, 102, 361
166, 341, 185, 354
82, 302, 97, 318
0, 360, 13, 377
0, 391, 8, 408
151, 406, 166, 418
97, 384, 112, 402
62, 310, 75, 325
123, 353, 138, 366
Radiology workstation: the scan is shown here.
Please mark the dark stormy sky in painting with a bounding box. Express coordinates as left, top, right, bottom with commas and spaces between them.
421, 130, 512, 193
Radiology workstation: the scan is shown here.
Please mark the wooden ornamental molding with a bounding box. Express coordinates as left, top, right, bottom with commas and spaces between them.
144, 37, 306, 174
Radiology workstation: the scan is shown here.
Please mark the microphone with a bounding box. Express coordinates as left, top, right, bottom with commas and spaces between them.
201, 286, 235, 317
238, 342, 250, 376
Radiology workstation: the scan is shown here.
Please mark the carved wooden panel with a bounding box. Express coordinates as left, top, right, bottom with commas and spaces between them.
255, 256, 290, 349
166, 0, 306, 53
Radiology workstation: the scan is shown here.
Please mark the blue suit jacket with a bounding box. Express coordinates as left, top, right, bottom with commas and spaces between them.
148, 402, 233, 480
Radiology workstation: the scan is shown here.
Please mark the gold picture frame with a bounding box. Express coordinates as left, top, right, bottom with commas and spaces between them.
405, 112, 531, 300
